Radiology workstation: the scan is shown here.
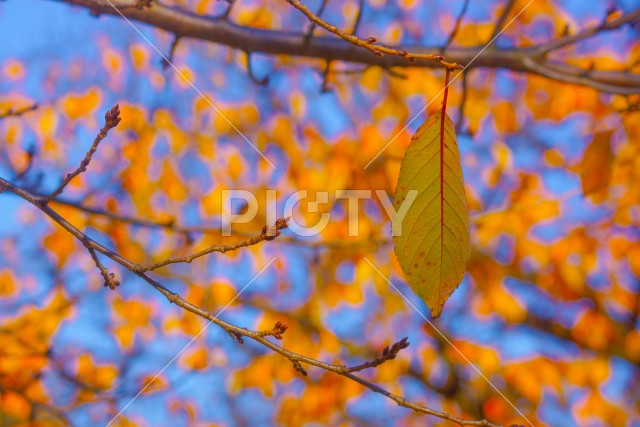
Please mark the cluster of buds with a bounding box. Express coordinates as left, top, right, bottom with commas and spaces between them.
229, 331, 244, 344
104, 104, 121, 130
261, 217, 290, 241
270, 321, 288, 340
381, 337, 410, 359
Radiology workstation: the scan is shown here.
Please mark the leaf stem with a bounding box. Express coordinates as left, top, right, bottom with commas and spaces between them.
442, 69, 451, 115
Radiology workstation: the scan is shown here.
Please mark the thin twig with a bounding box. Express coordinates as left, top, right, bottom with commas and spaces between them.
255, 321, 289, 339
489, 0, 516, 41
535, 8, 640, 55
46, 105, 121, 203
0, 176, 503, 427
351, 0, 365, 35
285, 0, 462, 70
442, 0, 470, 51
161, 36, 181, 70
303, 0, 328, 45
134, 218, 290, 272
41, 195, 388, 248
245, 51, 270, 85
456, 71, 468, 134
87, 246, 120, 289
346, 337, 410, 372
0, 103, 38, 120
57, 0, 640, 94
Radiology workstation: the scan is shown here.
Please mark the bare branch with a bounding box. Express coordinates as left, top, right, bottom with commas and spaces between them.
457, 71, 469, 134
46, 105, 121, 203
535, 9, 640, 55
347, 337, 410, 373
134, 217, 290, 272
0, 176, 503, 427
285, 0, 462, 70
442, 0, 470, 51
52, 0, 640, 94
87, 246, 121, 289
489, 0, 517, 41
255, 321, 289, 340
303, 0, 328, 45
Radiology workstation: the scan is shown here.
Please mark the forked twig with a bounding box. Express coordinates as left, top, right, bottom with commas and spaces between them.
46, 105, 121, 203
285, 0, 462, 70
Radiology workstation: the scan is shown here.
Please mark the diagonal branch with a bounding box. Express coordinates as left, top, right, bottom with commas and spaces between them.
47, 105, 121, 203
303, 0, 329, 45
0, 176, 502, 427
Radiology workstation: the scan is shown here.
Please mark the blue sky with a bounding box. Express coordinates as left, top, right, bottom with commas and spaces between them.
1, 1, 638, 426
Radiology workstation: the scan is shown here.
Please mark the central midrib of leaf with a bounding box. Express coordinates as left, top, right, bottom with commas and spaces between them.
439, 87, 450, 303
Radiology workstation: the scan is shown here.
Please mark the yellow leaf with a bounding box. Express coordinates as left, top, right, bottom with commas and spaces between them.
393, 110, 470, 318
181, 347, 208, 370
0, 269, 17, 297
43, 228, 77, 268
580, 130, 613, 199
